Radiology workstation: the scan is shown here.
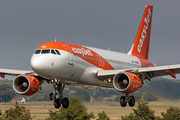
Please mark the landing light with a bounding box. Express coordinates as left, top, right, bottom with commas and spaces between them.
108, 78, 111, 82
51, 79, 54, 83
55, 78, 58, 83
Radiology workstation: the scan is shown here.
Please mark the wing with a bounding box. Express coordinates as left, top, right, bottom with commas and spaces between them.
0, 68, 37, 78
97, 64, 180, 80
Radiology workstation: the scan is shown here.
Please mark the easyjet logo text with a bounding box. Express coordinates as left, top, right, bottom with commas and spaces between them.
71, 47, 93, 56
137, 8, 151, 53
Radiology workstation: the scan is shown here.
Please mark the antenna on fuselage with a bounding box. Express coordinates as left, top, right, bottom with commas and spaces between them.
55, 37, 57, 42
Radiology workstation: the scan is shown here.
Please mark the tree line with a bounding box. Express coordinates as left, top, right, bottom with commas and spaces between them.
1, 77, 180, 102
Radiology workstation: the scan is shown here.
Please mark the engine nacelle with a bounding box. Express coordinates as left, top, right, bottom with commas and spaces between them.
13, 74, 41, 96
113, 72, 142, 93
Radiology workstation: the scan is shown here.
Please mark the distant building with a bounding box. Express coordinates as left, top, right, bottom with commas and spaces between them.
20, 97, 25, 103
11, 97, 25, 104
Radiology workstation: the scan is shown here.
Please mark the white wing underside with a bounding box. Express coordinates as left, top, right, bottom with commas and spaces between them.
0, 68, 37, 76
97, 64, 180, 80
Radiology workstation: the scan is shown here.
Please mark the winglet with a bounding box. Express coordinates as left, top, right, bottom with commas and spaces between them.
128, 5, 153, 60
165, 70, 176, 79
0, 73, 5, 78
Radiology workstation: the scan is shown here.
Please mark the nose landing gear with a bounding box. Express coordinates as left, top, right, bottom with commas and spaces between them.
120, 94, 135, 107
49, 81, 69, 109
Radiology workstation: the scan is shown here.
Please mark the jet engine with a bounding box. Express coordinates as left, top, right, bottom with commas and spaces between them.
13, 74, 41, 96
113, 72, 142, 93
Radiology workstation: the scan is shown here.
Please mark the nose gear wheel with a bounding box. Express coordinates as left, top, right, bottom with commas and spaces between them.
54, 98, 61, 108
49, 93, 53, 101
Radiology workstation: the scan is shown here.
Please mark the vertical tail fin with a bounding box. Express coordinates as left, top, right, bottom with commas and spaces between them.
128, 5, 153, 60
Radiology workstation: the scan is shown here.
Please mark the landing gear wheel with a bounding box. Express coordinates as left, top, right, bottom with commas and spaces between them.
62, 97, 69, 108
54, 98, 61, 109
128, 96, 135, 107
49, 93, 53, 101
120, 96, 127, 107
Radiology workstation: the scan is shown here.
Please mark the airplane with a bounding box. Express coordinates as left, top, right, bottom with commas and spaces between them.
1, 4, 180, 109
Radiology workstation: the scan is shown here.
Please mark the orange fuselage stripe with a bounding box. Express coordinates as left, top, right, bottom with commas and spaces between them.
37, 41, 114, 70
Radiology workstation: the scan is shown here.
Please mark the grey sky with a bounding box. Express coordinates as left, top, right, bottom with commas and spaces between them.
0, 1, 180, 78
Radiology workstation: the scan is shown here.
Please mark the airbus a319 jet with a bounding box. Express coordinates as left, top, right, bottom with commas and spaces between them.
1, 5, 180, 108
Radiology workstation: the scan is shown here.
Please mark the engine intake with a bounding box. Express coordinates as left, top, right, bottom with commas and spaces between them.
13, 74, 41, 96
113, 72, 142, 93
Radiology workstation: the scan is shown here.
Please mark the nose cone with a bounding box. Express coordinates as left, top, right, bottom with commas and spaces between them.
31, 53, 65, 79
31, 54, 62, 79
30, 55, 46, 74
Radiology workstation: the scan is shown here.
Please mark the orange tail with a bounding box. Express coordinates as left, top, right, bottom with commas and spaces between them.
128, 5, 153, 60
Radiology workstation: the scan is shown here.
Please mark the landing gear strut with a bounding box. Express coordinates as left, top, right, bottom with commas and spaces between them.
120, 94, 135, 107
49, 81, 69, 109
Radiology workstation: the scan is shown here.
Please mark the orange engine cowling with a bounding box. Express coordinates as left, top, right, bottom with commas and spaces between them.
113, 72, 142, 93
13, 74, 41, 96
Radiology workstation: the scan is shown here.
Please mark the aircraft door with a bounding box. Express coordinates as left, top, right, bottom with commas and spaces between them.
63, 45, 73, 65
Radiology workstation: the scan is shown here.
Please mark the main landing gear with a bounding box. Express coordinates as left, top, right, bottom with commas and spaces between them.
120, 94, 135, 107
49, 81, 69, 109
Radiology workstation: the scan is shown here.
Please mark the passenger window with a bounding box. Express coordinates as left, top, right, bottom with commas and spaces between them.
42, 49, 50, 54
51, 49, 56, 55
35, 50, 41, 54
55, 50, 61, 55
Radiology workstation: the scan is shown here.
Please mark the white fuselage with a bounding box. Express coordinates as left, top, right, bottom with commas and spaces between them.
30, 45, 142, 88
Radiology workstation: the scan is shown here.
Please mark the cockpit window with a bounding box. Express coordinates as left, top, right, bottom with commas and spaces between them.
34, 49, 61, 55
41, 49, 50, 54
55, 50, 61, 55
35, 50, 41, 54
51, 49, 56, 54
